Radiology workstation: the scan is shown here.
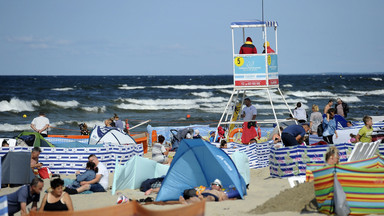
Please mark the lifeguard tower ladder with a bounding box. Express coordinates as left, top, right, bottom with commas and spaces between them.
216, 20, 295, 143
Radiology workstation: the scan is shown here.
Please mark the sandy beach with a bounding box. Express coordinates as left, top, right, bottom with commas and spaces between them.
0, 160, 324, 216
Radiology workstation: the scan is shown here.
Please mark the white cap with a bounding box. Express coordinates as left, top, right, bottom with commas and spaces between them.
212, 179, 222, 188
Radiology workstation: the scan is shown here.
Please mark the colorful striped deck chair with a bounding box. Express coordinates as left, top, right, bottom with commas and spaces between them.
348, 140, 381, 162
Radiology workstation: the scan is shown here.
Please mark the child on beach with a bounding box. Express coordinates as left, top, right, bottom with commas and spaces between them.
356, 115, 373, 143
69, 162, 98, 189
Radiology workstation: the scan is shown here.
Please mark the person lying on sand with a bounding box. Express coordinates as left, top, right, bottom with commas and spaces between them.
179, 179, 229, 204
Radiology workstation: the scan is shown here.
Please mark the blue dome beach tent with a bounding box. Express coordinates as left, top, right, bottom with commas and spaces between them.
89, 126, 136, 145
156, 139, 247, 201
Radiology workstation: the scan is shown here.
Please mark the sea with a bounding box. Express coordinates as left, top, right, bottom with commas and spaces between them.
0, 74, 383, 138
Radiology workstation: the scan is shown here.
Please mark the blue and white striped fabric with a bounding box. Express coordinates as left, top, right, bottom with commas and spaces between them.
231, 20, 278, 28
270, 142, 384, 178
211, 141, 272, 169
0, 196, 8, 216
0, 144, 143, 175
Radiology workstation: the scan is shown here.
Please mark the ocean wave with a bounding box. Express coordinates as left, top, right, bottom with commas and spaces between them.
0, 123, 30, 132
350, 89, 384, 96
0, 97, 39, 113
153, 84, 233, 90
117, 103, 200, 110
335, 96, 361, 103
191, 92, 214, 98
51, 87, 74, 91
371, 77, 382, 81
81, 106, 106, 112
285, 90, 334, 98
118, 84, 145, 90
282, 84, 293, 88
43, 100, 80, 108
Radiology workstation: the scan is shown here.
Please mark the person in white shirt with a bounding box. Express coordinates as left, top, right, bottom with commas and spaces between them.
293, 102, 307, 123
30, 112, 50, 137
240, 98, 257, 144
152, 135, 171, 164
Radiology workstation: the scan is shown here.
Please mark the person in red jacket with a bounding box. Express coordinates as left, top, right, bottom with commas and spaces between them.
239, 37, 257, 54
262, 41, 275, 53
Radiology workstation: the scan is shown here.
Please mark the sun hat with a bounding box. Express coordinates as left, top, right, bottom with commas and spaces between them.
211, 179, 222, 188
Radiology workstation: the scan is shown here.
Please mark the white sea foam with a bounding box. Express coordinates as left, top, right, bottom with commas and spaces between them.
0, 123, 30, 132
191, 92, 214, 98
335, 96, 361, 103
285, 90, 334, 98
153, 84, 233, 90
282, 84, 293, 88
371, 77, 382, 81
350, 89, 384, 96
118, 84, 145, 90
51, 87, 74, 91
117, 97, 228, 111
81, 106, 106, 112
43, 100, 79, 108
0, 97, 39, 113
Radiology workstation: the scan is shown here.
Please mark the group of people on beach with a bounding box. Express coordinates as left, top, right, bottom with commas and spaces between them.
5, 153, 108, 215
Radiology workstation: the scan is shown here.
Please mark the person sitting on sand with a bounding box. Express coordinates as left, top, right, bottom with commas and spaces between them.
220, 140, 227, 149
193, 129, 202, 139
249, 138, 257, 144
2, 139, 9, 147
152, 135, 172, 165
68, 161, 98, 189
346, 121, 353, 127
31, 147, 43, 172
272, 132, 282, 144
325, 146, 339, 165
179, 179, 229, 204
6, 177, 44, 215
40, 178, 73, 212
65, 154, 109, 194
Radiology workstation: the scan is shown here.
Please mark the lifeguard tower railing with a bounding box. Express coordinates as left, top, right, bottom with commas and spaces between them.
216, 20, 295, 143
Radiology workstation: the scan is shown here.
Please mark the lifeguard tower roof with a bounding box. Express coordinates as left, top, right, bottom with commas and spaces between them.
230, 20, 278, 28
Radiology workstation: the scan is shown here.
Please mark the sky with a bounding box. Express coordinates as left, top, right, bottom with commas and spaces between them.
0, 0, 383, 76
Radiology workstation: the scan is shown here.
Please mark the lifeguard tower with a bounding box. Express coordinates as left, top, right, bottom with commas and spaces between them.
216, 20, 295, 143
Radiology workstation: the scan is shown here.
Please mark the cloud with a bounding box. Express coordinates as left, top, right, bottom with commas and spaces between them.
6, 35, 72, 49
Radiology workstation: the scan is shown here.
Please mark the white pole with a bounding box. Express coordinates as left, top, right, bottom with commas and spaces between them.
277, 88, 297, 125
266, 88, 280, 132
129, 120, 151, 130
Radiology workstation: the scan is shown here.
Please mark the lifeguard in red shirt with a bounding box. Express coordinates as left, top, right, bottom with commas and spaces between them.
262, 41, 275, 54
239, 37, 257, 54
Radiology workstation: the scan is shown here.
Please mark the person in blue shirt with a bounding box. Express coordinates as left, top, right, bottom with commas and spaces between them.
281, 123, 310, 146
6, 178, 44, 215
322, 108, 338, 144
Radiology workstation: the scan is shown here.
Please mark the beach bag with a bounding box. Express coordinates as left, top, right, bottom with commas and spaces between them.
332, 173, 350, 216
317, 124, 324, 137
38, 167, 52, 179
